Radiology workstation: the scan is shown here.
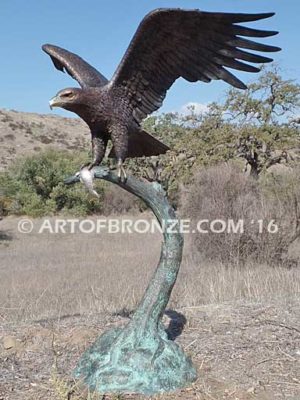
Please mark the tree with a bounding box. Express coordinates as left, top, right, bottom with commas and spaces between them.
221, 64, 300, 178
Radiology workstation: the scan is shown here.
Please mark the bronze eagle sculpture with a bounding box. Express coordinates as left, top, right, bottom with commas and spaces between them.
43, 8, 280, 181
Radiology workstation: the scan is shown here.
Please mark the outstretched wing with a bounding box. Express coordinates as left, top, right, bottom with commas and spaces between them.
110, 9, 280, 123
42, 44, 108, 88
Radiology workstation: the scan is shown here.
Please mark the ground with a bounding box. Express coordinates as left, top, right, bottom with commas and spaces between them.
0, 217, 299, 400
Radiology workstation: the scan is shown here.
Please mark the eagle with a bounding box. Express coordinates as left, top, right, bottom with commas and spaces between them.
43, 8, 280, 181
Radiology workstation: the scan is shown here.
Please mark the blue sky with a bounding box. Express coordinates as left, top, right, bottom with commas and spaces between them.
0, 0, 298, 117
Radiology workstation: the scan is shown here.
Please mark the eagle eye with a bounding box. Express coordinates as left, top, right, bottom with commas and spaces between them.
61, 91, 74, 98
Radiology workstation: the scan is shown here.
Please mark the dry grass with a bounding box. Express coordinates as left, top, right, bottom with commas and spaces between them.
176, 254, 300, 307
0, 216, 299, 323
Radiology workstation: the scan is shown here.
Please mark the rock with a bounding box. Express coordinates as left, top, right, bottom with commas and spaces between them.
2, 336, 17, 350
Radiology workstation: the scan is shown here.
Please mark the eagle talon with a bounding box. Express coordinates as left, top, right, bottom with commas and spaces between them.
88, 163, 97, 171
117, 160, 127, 183
80, 162, 90, 170
80, 162, 98, 171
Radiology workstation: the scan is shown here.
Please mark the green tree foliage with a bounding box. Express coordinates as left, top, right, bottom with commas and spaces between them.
220, 64, 300, 177
0, 149, 104, 217
223, 64, 300, 125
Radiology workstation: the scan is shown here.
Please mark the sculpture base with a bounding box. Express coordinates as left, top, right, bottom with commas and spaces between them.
74, 323, 197, 395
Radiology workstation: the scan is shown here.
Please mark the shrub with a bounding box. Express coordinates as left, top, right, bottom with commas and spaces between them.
0, 149, 104, 217
182, 163, 300, 266
101, 183, 142, 215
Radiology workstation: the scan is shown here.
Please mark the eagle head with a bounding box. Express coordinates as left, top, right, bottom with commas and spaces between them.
49, 88, 84, 111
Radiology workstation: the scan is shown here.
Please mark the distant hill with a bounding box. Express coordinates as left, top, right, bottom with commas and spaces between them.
0, 109, 90, 171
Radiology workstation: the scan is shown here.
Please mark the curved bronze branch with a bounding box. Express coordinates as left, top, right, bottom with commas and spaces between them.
65, 166, 197, 395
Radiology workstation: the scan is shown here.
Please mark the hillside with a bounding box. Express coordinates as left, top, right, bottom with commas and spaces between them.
0, 109, 90, 171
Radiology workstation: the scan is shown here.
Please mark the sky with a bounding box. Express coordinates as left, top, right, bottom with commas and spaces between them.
0, 0, 299, 117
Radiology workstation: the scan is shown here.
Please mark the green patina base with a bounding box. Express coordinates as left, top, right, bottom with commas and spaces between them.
74, 322, 197, 395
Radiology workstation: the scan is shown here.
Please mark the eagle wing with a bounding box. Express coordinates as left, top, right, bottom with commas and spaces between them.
110, 9, 280, 123
42, 44, 108, 88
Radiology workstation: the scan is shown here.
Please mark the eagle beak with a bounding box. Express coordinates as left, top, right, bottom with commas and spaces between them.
49, 96, 59, 110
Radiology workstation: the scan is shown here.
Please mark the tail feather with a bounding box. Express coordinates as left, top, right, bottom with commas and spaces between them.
109, 130, 169, 159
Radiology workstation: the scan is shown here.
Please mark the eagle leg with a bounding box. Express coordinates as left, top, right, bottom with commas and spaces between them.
110, 125, 128, 183
81, 133, 108, 171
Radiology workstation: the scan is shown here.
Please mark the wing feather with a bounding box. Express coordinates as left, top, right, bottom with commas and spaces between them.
110, 8, 280, 123
42, 44, 108, 88
214, 12, 276, 23
231, 25, 278, 38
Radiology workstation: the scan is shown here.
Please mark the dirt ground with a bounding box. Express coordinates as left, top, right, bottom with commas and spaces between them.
1, 301, 299, 400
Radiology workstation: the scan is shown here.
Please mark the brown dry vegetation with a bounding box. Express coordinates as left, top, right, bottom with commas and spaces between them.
0, 216, 299, 400
182, 164, 300, 267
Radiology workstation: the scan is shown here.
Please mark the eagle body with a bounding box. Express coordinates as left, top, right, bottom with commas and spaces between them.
54, 85, 166, 165
43, 8, 280, 178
